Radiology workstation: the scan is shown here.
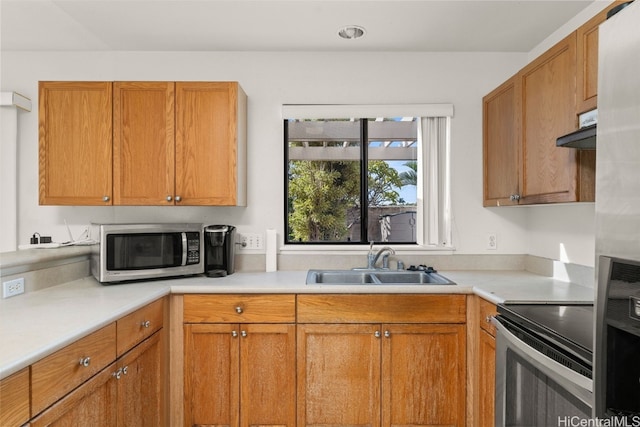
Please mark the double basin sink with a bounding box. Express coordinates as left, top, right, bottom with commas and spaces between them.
305, 269, 456, 286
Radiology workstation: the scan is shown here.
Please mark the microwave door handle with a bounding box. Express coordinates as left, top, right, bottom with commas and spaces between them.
181, 232, 188, 266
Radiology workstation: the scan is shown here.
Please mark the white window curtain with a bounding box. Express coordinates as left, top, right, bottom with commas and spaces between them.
417, 116, 451, 247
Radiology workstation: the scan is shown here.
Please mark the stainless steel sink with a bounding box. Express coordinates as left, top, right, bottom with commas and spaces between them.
305, 269, 455, 285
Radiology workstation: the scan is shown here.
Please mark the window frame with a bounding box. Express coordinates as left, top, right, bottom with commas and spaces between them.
282, 104, 453, 249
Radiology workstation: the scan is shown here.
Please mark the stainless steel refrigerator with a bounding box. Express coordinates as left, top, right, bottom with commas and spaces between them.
594, 0, 640, 417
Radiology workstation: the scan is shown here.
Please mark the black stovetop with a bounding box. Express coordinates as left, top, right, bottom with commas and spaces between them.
497, 304, 594, 364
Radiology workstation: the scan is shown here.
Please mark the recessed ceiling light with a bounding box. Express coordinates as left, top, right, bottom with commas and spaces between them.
338, 26, 366, 40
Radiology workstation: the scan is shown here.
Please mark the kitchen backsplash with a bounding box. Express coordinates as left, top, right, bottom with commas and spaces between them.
0, 246, 594, 296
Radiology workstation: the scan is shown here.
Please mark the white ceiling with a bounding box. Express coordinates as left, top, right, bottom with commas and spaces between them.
1, 0, 596, 52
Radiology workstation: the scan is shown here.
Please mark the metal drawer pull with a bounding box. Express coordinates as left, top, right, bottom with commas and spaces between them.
141, 320, 151, 328
232, 330, 238, 337
374, 331, 381, 338
384, 330, 390, 338
235, 306, 243, 314
241, 330, 247, 338
122, 366, 128, 375
79, 356, 91, 367
113, 368, 122, 380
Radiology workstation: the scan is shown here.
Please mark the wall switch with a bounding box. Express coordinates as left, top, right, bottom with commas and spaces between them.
238, 233, 265, 251
3, 278, 25, 298
486, 233, 497, 250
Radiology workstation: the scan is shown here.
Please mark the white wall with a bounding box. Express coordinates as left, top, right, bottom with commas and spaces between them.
0, 49, 596, 266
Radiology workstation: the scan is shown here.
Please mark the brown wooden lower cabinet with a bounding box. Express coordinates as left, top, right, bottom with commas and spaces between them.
0, 368, 30, 426
30, 329, 164, 427
297, 322, 466, 427
30, 360, 118, 426
478, 329, 496, 427
183, 322, 296, 427
117, 331, 164, 427
475, 296, 498, 427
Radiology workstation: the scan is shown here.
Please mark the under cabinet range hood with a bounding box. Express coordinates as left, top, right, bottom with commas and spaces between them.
556, 124, 597, 149
557, 109, 597, 149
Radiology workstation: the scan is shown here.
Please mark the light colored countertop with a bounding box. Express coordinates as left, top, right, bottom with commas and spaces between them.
0, 269, 594, 380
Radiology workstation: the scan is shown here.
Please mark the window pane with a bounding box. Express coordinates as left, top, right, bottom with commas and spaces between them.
367, 118, 418, 243
287, 119, 362, 243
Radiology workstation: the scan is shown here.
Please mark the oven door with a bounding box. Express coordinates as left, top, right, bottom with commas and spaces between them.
492, 317, 593, 426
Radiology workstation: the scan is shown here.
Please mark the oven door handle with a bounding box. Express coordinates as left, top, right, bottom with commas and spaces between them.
490, 316, 593, 401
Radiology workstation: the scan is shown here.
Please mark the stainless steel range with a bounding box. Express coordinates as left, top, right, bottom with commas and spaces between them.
492, 304, 594, 426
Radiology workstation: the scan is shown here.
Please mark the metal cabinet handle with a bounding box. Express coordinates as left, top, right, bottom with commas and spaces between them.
122, 366, 128, 376
485, 315, 493, 323
232, 330, 238, 337
175, 196, 182, 202
166, 195, 173, 202
384, 330, 390, 338
141, 320, 151, 328
510, 194, 521, 201
102, 196, 110, 202
113, 368, 122, 380
79, 356, 91, 367
235, 306, 243, 314
241, 330, 247, 338
374, 331, 381, 338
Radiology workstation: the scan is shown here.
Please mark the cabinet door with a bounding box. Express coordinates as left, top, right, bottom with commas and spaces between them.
184, 323, 240, 427
117, 331, 164, 427
483, 75, 521, 207
113, 82, 175, 205
0, 368, 29, 427
382, 324, 466, 427
175, 82, 246, 206
576, 1, 627, 114
39, 81, 113, 205
297, 324, 382, 427
240, 324, 296, 427
478, 329, 496, 427
30, 364, 117, 427
520, 33, 579, 204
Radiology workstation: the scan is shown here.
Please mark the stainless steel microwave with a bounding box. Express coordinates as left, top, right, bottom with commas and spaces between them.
91, 223, 203, 283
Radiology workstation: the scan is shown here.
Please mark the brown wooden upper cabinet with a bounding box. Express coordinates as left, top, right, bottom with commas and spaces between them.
483, 2, 628, 207
483, 32, 595, 206
483, 75, 521, 207
520, 33, 582, 205
113, 82, 176, 205
39, 81, 113, 205
40, 81, 247, 206
577, 1, 629, 114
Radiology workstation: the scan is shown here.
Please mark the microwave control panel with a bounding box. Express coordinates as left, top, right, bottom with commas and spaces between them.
186, 232, 201, 265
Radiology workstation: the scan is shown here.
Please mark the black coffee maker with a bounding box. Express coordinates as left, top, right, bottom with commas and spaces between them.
204, 225, 236, 277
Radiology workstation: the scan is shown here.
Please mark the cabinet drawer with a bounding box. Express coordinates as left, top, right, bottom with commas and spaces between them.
297, 294, 466, 323
478, 297, 498, 337
117, 298, 164, 356
32, 323, 117, 416
0, 367, 30, 427
184, 294, 296, 323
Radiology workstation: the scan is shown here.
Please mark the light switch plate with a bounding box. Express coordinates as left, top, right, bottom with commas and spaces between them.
238, 233, 264, 250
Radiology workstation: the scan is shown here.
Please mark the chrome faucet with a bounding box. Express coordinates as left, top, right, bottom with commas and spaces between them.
367, 244, 396, 269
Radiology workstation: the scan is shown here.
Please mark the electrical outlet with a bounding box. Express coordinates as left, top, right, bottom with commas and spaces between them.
486, 233, 497, 250
238, 233, 264, 250
3, 278, 25, 298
